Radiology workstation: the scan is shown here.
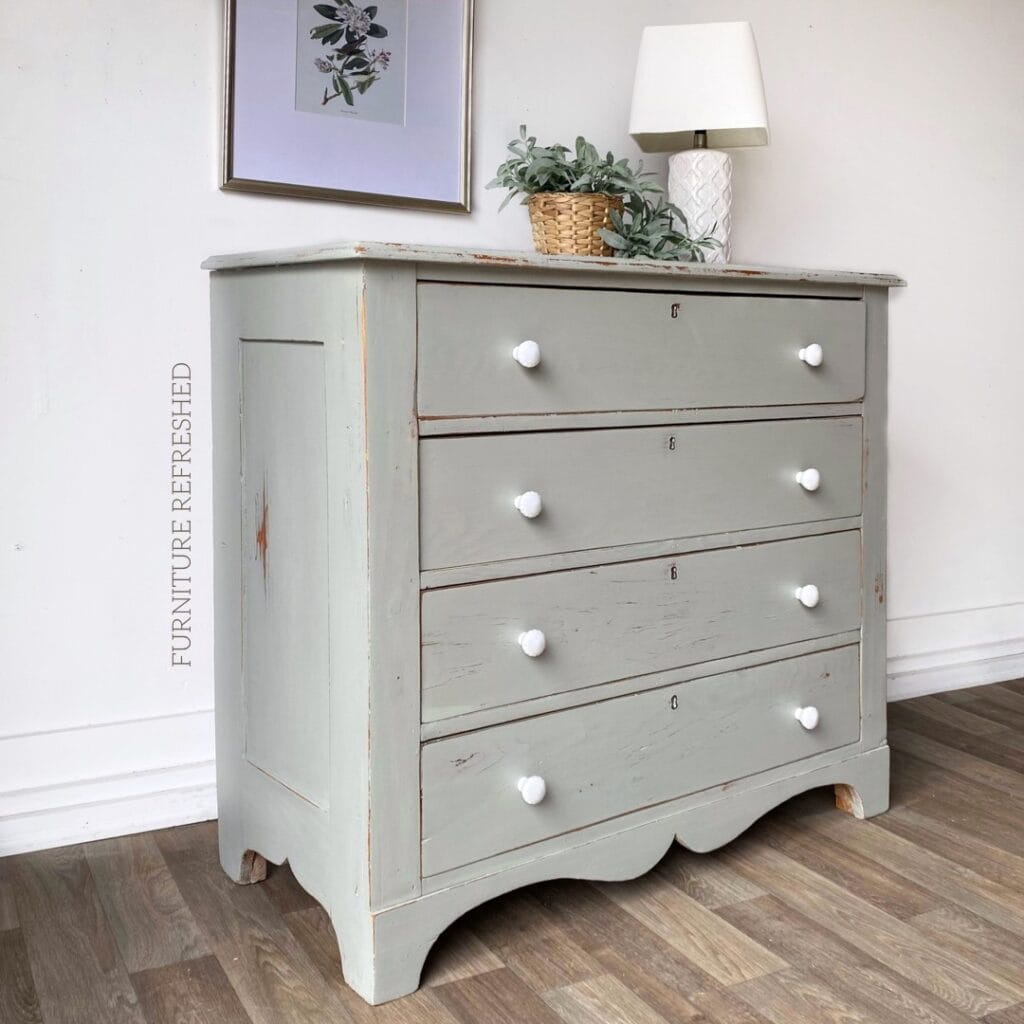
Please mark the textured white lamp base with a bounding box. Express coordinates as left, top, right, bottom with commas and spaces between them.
668, 149, 733, 263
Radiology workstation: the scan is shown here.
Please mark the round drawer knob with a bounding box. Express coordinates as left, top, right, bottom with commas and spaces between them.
795, 584, 820, 608
518, 629, 547, 657
798, 343, 824, 367
795, 468, 821, 492
795, 706, 821, 730
518, 775, 547, 805
514, 491, 543, 519
512, 340, 541, 368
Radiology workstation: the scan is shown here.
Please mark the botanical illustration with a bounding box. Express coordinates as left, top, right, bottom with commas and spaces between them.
309, 2, 391, 108
295, 0, 407, 124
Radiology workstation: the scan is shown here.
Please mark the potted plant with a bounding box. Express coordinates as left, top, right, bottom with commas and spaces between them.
488, 126, 721, 261
487, 126, 662, 257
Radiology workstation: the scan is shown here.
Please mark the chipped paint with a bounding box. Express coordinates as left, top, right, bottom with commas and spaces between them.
201, 241, 906, 288
256, 479, 269, 586
874, 572, 885, 605
470, 253, 525, 265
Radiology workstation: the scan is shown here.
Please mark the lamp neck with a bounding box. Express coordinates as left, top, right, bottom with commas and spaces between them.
693, 130, 708, 149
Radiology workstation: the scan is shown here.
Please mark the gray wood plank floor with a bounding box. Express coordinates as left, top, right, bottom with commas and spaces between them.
4, 682, 1024, 1024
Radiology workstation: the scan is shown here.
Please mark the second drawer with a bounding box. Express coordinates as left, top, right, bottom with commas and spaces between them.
420, 418, 863, 570
422, 530, 862, 722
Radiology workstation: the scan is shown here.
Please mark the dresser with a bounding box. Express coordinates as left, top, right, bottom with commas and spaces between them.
205, 242, 903, 1005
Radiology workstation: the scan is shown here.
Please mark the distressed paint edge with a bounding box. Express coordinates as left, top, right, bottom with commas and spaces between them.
202, 242, 905, 287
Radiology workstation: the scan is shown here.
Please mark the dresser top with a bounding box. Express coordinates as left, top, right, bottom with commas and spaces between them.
202, 240, 905, 287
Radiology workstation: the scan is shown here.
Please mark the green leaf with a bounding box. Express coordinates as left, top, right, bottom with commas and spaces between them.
339, 77, 355, 104
367, 23, 388, 37
364, 5, 378, 16
311, 22, 340, 39
314, 3, 341, 18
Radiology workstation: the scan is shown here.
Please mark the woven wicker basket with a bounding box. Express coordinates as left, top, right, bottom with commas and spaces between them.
527, 192, 624, 257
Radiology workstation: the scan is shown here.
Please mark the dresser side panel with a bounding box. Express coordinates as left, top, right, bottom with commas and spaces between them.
211, 265, 347, 898
210, 274, 246, 881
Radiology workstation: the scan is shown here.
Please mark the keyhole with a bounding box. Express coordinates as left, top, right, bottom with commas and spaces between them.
670, 565, 678, 580
668, 436, 676, 451
671, 303, 681, 319
670, 695, 679, 710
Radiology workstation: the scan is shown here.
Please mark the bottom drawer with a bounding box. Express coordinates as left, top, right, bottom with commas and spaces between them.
421, 646, 860, 876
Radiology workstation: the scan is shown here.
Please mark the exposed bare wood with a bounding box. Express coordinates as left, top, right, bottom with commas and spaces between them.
200, 240, 905, 288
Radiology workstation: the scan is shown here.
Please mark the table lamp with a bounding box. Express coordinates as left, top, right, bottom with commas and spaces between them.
629, 22, 769, 262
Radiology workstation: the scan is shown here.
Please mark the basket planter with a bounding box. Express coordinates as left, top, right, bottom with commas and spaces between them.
527, 192, 624, 257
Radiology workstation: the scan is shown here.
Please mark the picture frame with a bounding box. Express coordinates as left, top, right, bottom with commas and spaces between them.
222, 0, 473, 212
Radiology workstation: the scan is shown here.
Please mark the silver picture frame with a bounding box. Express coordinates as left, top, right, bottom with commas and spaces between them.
221, 0, 473, 212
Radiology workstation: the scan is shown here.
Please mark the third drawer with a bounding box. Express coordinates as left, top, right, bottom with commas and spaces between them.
420, 417, 863, 571
422, 530, 862, 722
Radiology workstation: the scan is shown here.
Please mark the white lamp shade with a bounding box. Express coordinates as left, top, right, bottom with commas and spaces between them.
629, 22, 769, 153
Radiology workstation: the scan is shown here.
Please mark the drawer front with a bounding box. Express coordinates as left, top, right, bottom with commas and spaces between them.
419, 418, 863, 571
421, 646, 861, 876
417, 284, 866, 418
422, 531, 862, 722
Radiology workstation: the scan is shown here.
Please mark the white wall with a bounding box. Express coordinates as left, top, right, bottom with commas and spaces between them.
2, 0, 1022, 854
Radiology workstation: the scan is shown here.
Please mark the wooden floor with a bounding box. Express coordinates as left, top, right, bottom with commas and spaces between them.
6, 682, 1024, 1024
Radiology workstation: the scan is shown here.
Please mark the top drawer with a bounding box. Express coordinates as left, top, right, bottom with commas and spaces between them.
417, 285, 865, 418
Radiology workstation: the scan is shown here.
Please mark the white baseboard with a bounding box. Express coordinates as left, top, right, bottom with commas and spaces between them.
0, 709, 217, 856
887, 605, 1024, 701
0, 764, 217, 856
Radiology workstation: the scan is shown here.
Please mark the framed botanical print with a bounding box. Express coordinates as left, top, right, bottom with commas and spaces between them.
222, 0, 473, 212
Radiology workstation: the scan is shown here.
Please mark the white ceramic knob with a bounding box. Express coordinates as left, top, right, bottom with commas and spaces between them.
518, 775, 547, 805
518, 629, 547, 657
798, 343, 824, 367
795, 468, 821, 492
512, 340, 541, 368
514, 491, 543, 519
795, 706, 820, 731
795, 584, 820, 609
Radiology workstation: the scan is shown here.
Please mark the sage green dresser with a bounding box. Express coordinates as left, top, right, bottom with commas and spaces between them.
205, 241, 903, 1005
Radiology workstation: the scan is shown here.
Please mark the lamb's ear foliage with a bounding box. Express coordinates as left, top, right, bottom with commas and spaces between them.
599, 195, 722, 263
488, 125, 718, 262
